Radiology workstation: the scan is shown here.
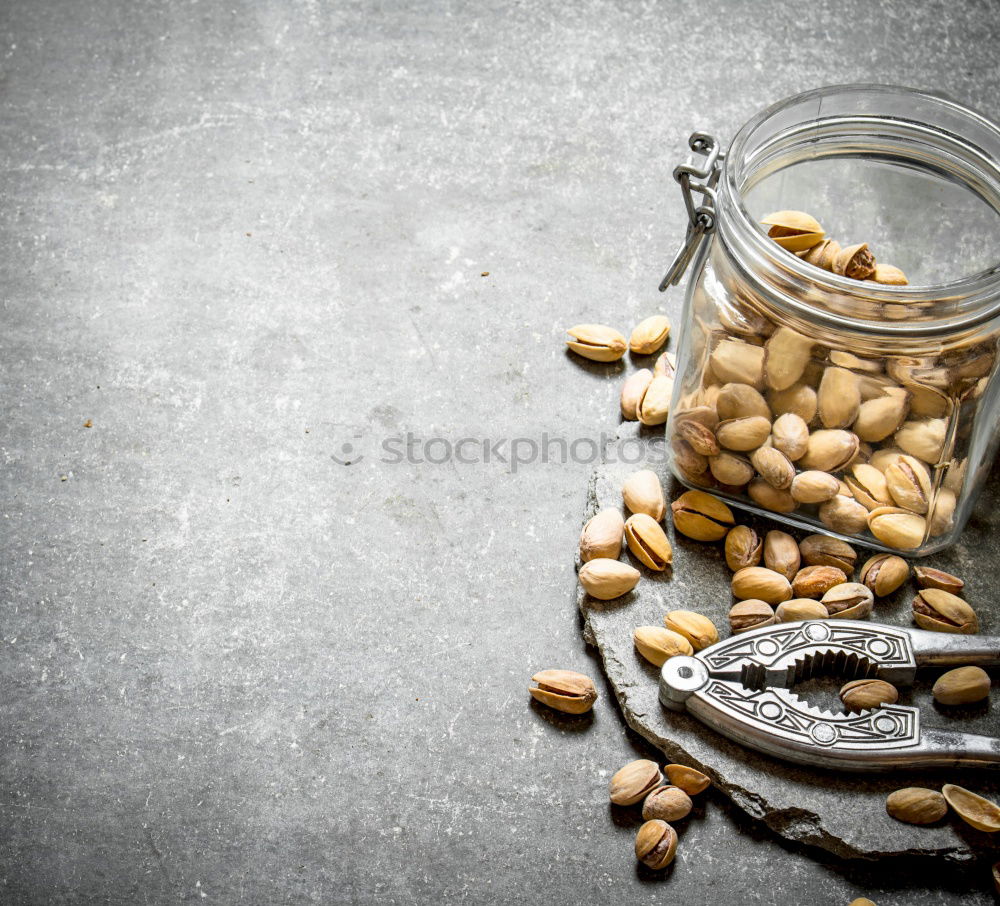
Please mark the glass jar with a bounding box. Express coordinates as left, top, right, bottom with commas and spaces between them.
665, 85, 1000, 556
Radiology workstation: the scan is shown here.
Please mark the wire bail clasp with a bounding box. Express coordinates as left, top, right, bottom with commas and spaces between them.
659, 132, 725, 291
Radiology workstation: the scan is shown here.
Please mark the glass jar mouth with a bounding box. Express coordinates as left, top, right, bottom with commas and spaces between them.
718, 84, 1000, 336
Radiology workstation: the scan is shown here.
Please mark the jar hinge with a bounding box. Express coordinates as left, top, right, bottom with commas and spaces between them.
659, 132, 725, 291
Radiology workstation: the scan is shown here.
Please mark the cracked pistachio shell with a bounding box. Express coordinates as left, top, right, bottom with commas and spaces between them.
625, 513, 673, 571
633, 626, 693, 666
630, 315, 671, 355
763, 530, 800, 581
884, 454, 932, 514
792, 565, 847, 599
798, 429, 860, 472
833, 242, 876, 280
653, 351, 676, 378
731, 566, 793, 605
708, 451, 754, 487
868, 507, 926, 550
664, 764, 711, 795
790, 470, 841, 505
761, 210, 825, 251
638, 375, 674, 426
909, 383, 950, 419
664, 610, 719, 651
859, 554, 909, 597
886, 788, 947, 825
566, 324, 627, 362
853, 394, 910, 442
764, 327, 814, 391
818, 366, 861, 429
748, 478, 798, 514
529, 669, 598, 714
751, 445, 795, 490
767, 382, 818, 422
728, 599, 776, 634
799, 237, 841, 270
775, 598, 829, 622
676, 418, 720, 456
620, 369, 654, 420
770, 412, 809, 461
819, 495, 869, 535
724, 525, 762, 571
846, 463, 892, 511
578, 558, 640, 600
942, 785, 1000, 832
610, 759, 661, 805
822, 582, 874, 619
716, 382, 771, 420
912, 588, 978, 634
579, 508, 625, 563
872, 263, 909, 285
623, 469, 665, 520
933, 666, 990, 705
710, 339, 765, 388
840, 678, 898, 712
715, 415, 771, 451
635, 819, 678, 869
913, 566, 964, 595
670, 490, 734, 541
642, 786, 693, 822
799, 534, 857, 572
894, 418, 947, 465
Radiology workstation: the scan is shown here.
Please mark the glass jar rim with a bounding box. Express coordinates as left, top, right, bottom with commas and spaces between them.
718, 84, 1000, 336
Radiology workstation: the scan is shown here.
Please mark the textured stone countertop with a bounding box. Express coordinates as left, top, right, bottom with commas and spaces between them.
2, 1, 1000, 904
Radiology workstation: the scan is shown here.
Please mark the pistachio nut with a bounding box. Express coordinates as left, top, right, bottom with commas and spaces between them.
845, 463, 892, 510
724, 525, 762, 571
859, 554, 909, 597
764, 326, 814, 391
642, 786, 693, 822
775, 598, 829, 622
884, 454, 931, 513
798, 534, 857, 572
675, 418, 720, 457
623, 469, 666, 520
663, 763, 711, 794
830, 350, 884, 374
761, 210, 825, 251
708, 452, 754, 487
818, 366, 861, 429
610, 759, 661, 805
728, 599, 776, 634
792, 565, 847, 599
715, 415, 772, 451
942, 784, 1000, 832
529, 669, 598, 714
566, 324, 627, 362
670, 490, 734, 541
664, 610, 719, 651
762, 530, 800, 580
633, 626, 694, 667
819, 495, 869, 535
767, 382, 818, 422
853, 395, 909, 442
849, 900, 877, 906
770, 412, 809, 461
894, 418, 947, 465
634, 819, 678, 869
822, 582, 874, 619
578, 558, 641, 600
747, 478, 798, 514
886, 788, 947, 825
913, 566, 964, 595
868, 446, 906, 472
621, 369, 654, 420
908, 383, 950, 419
731, 566, 793, 605
872, 263, 908, 285
928, 488, 956, 537
629, 315, 671, 355
790, 470, 841, 504
868, 507, 926, 550
912, 588, 978, 634
799, 237, 841, 270
653, 351, 676, 378
710, 339, 765, 388
716, 382, 771, 420
625, 513, 673, 571
674, 403, 720, 430
840, 678, 899, 712
579, 508, 625, 563
638, 375, 674, 426
932, 666, 990, 705
798, 429, 860, 472
671, 437, 710, 485
751, 445, 795, 490
833, 242, 876, 280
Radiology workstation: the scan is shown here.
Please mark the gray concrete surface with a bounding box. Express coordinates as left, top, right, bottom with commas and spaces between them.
2, 1, 1000, 903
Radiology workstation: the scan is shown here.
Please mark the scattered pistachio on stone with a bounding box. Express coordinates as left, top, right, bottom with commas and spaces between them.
799, 535, 857, 572
566, 324, 627, 362
663, 764, 711, 795
886, 788, 947, 825
731, 566, 793, 604
664, 610, 719, 651
633, 626, 694, 667
529, 669, 598, 714
629, 316, 671, 355
763, 530, 800, 581
913, 566, 964, 595
728, 599, 776, 634
912, 588, 978, 634
578, 558, 641, 600
932, 666, 990, 705
642, 786, 693, 822
621, 369, 654, 420
822, 582, 874, 620
859, 554, 909, 597
724, 525, 762, 571
579, 508, 625, 563
610, 759, 661, 806
942, 784, 1000, 832
623, 470, 666, 520
624, 513, 673, 571
634, 819, 678, 869
792, 565, 847, 599
638, 375, 674, 426
775, 598, 829, 622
